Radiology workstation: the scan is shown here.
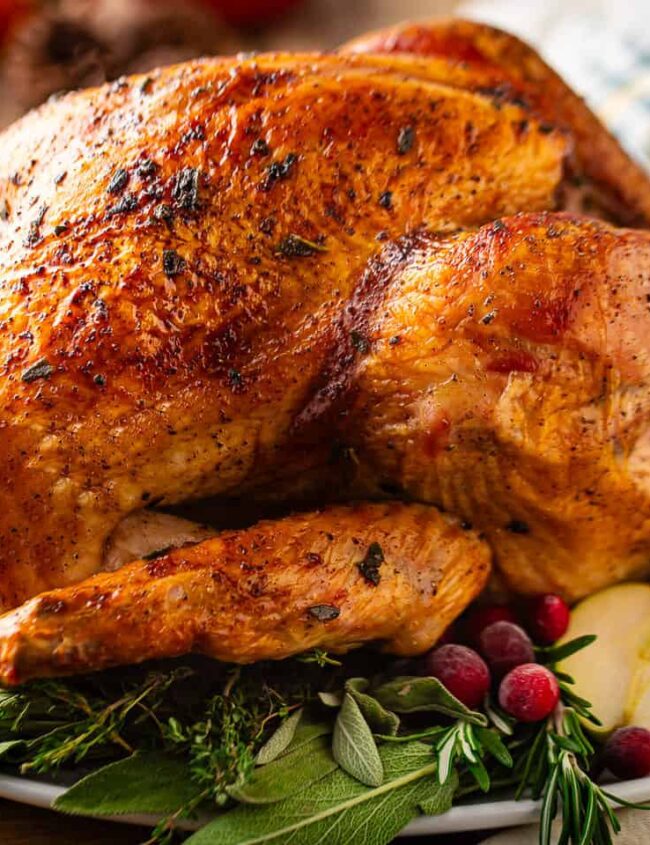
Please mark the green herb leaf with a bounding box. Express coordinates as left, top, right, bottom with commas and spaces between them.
332, 692, 384, 787
255, 709, 303, 764
0, 740, 25, 760
475, 727, 513, 768
419, 769, 458, 815
317, 691, 342, 708
538, 635, 597, 665
280, 717, 332, 757
54, 752, 199, 816
372, 676, 487, 725
227, 735, 338, 804
345, 678, 400, 736
185, 742, 440, 845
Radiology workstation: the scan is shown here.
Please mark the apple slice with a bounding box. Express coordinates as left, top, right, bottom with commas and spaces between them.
557, 583, 650, 733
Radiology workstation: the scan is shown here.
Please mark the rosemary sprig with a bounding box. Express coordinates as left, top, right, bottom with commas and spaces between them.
513, 634, 649, 845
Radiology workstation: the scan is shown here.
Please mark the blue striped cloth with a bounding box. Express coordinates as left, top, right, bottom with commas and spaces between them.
460, 0, 650, 170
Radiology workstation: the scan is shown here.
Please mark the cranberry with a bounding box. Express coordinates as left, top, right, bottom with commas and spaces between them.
424, 644, 490, 709
603, 727, 650, 780
465, 604, 518, 645
498, 664, 559, 722
478, 621, 535, 679
527, 594, 570, 644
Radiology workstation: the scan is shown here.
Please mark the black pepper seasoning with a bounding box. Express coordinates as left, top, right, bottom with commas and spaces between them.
379, 191, 393, 210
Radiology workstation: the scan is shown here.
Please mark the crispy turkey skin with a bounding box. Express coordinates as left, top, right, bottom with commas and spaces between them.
0, 20, 648, 681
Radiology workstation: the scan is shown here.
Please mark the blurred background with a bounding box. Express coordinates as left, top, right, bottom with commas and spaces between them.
0, 0, 647, 167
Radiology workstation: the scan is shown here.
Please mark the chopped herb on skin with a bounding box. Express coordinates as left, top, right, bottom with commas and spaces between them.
276, 234, 327, 258
107, 169, 129, 194
163, 250, 186, 277
93, 374, 106, 387
154, 204, 174, 225
107, 194, 138, 216
251, 138, 270, 156
350, 330, 370, 354
358, 542, 384, 586
22, 358, 54, 383
379, 191, 393, 210
24, 204, 48, 247
171, 168, 199, 211
308, 605, 340, 622
481, 311, 496, 325
261, 153, 297, 191
137, 159, 158, 179
397, 125, 415, 155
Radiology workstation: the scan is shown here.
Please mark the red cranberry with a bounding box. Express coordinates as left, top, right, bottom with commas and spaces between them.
424, 644, 490, 709
478, 621, 535, 679
498, 664, 559, 722
527, 594, 570, 644
603, 727, 650, 780
465, 604, 518, 645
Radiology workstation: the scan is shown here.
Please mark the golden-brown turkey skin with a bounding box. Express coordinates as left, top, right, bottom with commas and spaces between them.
0, 50, 570, 608
341, 213, 650, 600
343, 19, 650, 227
0, 503, 490, 684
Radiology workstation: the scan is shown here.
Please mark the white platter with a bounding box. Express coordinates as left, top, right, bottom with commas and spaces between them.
1, 771, 649, 837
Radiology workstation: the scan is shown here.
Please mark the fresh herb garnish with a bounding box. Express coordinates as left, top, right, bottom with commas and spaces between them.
0, 634, 648, 844
21, 357, 54, 383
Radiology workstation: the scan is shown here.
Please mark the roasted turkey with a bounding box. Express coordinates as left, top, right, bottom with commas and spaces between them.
0, 20, 649, 683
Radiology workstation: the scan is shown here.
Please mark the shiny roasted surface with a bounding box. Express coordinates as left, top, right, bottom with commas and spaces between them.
0, 48, 570, 608
0, 503, 490, 683
344, 213, 650, 599
0, 21, 648, 681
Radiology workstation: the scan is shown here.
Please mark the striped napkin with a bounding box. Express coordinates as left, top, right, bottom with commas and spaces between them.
460, 0, 650, 171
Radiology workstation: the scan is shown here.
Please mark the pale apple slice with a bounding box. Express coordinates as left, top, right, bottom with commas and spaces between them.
557, 583, 650, 733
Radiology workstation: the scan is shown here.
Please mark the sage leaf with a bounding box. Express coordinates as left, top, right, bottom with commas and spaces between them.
372, 676, 487, 725
333, 692, 383, 787
281, 718, 331, 757
345, 678, 400, 736
54, 752, 199, 816
256, 708, 303, 764
419, 769, 458, 815
186, 742, 440, 845
228, 735, 337, 804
